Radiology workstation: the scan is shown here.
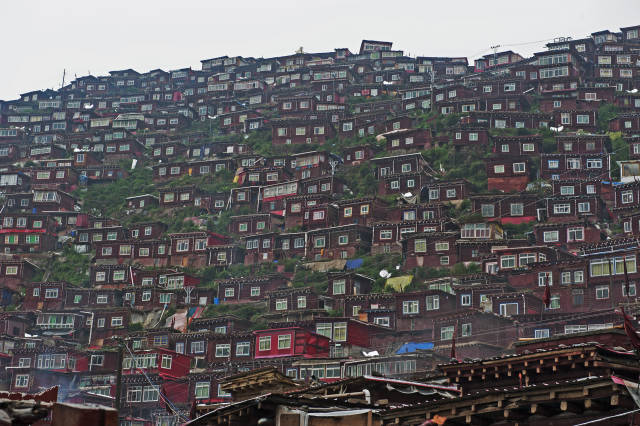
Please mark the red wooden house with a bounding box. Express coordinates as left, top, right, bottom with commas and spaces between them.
253, 328, 330, 359
452, 127, 490, 149
485, 156, 531, 192
217, 275, 287, 303
402, 231, 459, 269
380, 128, 432, 152
335, 197, 387, 227
533, 221, 604, 249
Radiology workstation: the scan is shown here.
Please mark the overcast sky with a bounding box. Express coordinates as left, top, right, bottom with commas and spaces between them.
2, 0, 639, 100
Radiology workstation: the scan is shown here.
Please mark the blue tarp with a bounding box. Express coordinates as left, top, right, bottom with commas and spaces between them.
396, 342, 434, 354
345, 258, 363, 270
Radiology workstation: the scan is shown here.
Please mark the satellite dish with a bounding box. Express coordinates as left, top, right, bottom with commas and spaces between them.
395, 265, 401, 270
557, 126, 564, 132
84, 103, 94, 109
403, 192, 413, 198
379, 269, 391, 278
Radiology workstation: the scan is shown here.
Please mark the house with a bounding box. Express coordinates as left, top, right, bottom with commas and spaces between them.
270, 118, 335, 145
229, 214, 282, 235
306, 224, 372, 262
543, 195, 605, 223
342, 145, 375, 166
217, 275, 288, 303
379, 128, 432, 152
253, 327, 330, 359
402, 232, 459, 269
470, 194, 539, 223
372, 153, 431, 179
421, 180, 469, 204
540, 152, 610, 181
451, 127, 490, 149
371, 219, 453, 255
485, 156, 531, 192
335, 197, 387, 226
283, 194, 331, 230
533, 221, 604, 249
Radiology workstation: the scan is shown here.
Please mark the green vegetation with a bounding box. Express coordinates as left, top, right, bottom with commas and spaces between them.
76, 166, 155, 218
45, 248, 91, 287
203, 302, 268, 330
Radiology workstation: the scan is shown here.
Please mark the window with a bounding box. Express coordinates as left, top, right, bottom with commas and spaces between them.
622, 190, 634, 204
176, 239, 189, 252
96, 295, 108, 304
142, 386, 159, 402
499, 303, 519, 316
481, 204, 495, 217
236, 342, 250, 356
435, 242, 449, 251
225, 287, 235, 298
334, 322, 347, 341
461, 294, 471, 306
314, 236, 325, 248
403, 300, 419, 314
519, 253, 537, 266
316, 323, 332, 339
500, 255, 516, 269
535, 329, 550, 339
513, 163, 525, 173
578, 202, 590, 213
554, 204, 571, 214
45, 288, 58, 299
297, 296, 306, 309
510, 203, 524, 216
15, 374, 29, 389
494, 165, 505, 174
560, 186, 575, 195
458, 323, 471, 338
275, 299, 287, 311
332, 279, 346, 295
623, 282, 637, 297
596, 285, 609, 300
374, 317, 390, 327
379, 230, 393, 240
195, 382, 210, 399
338, 235, 349, 245
586, 158, 602, 169
567, 227, 584, 242
90, 355, 105, 366
414, 239, 426, 253
259, 336, 271, 351
426, 295, 439, 310
215, 344, 231, 358
278, 334, 291, 349
441, 326, 454, 340
538, 272, 552, 286
191, 341, 205, 354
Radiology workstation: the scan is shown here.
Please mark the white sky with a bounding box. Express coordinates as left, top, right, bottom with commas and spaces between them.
1, 0, 639, 100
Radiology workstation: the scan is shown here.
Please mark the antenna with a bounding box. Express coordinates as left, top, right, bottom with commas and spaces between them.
490, 44, 501, 67
61, 69, 66, 89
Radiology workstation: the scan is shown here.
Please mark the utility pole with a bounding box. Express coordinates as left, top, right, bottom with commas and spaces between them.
429, 68, 435, 113
115, 340, 125, 412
